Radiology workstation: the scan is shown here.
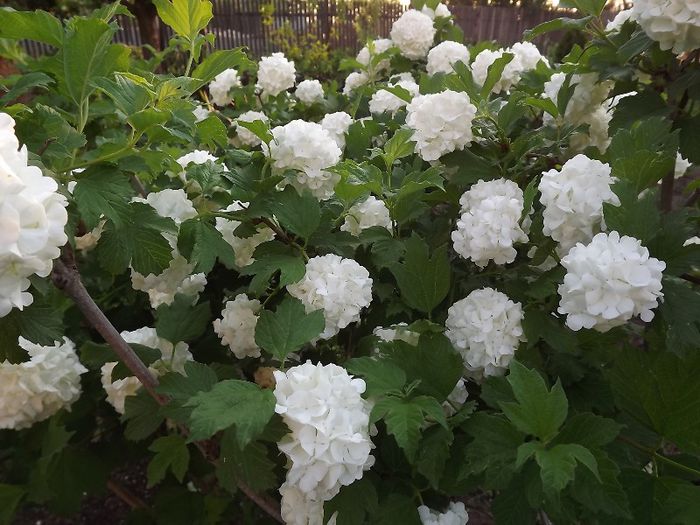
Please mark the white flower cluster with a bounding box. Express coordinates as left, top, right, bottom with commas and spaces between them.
215, 201, 275, 267
192, 104, 210, 122
406, 90, 477, 161
212, 293, 262, 359
422, 2, 451, 19
472, 42, 547, 93
257, 52, 296, 98
234, 110, 270, 147
287, 254, 373, 339
295, 79, 325, 105
418, 502, 469, 525
369, 73, 420, 115
343, 71, 369, 96
0, 113, 68, 317
274, 362, 374, 504
280, 482, 335, 525
558, 232, 666, 332
176, 149, 218, 170
357, 38, 394, 73
0, 337, 86, 430
320, 112, 353, 149
266, 120, 342, 200
101, 327, 192, 414
675, 151, 691, 179
427, 40, 470, 76
538, 154, 619, 255
373, 323, 420, 346
446, 288, 525, 378
131, 190, 207, 308
390, 9, 436, 59
341, 196, 392, 236
606, 9, 633, 32
209, 68, 241, 106
631, 0, 700, 54
451, 179, 529, 268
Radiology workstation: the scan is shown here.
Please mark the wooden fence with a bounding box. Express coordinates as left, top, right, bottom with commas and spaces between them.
19, 1, 618, 58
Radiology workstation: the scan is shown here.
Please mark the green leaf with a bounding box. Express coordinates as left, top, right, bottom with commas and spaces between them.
374, 494, 421, 525
0, 485, 25, 525
552, 412, 622, 449
346, 357, 407, 397
524, 16, 592, 40
157, 361, 218, 401
254, 296, 325, 362
196, 115, 228, 148
216, 429, 277, 493
499, 361, 568, 442
522, 306, 578, 353
0, 72, 54, 105
265, 186, 321, 240
329, 160, 383, 203
237, 119, 273, 145
534, 443, 599, 494
239, 241, 306, 294
559, 0, 606, 16
524, 96, 559, 118
191, 48, 253, 89
441, 147, 500, 186
659, 279, 700, 354
416, 425, 454, 488
371, 397, 426, 462
153, 0, 213, 42
177, 218, 236, 273
147, 435, 190, 487
156, 294, 210, 343
186, 380, 276, 446
380, 128, 416, 169
0, 9, 63, 46
324, 476, 378, 525
111, 344, 162, 381
603, 181, 660, 244
91, 72, 155, 116
610, 90, 670, 134
123, 391, 165, 441
462, 413, 524, 478
481, 52, 514, 96
390, 235, 450, 314
572, 451, 631, 518
73, 166, 134, 229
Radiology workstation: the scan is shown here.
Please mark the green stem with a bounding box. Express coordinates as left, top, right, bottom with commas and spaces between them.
184, 41, 196, 77
618, 435, 700, 478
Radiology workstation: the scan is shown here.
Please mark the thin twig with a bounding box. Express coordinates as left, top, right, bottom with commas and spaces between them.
107, 479, 148, 510
681, 273, 700, 286
684, 188, 699, 208
659, 172, 675, 213
617, 435, 700, 477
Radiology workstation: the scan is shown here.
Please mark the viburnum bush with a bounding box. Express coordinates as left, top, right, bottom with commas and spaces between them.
1, 0, 700, 523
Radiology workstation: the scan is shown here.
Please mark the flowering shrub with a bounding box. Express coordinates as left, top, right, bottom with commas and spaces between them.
1, 0, 700, 524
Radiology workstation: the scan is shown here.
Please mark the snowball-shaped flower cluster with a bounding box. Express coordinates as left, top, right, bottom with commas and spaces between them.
234, 110, 270, 148
418, 502, 469, 525
369, 73, 420, 115
406, 90, 477, 161
427, 41, 470, 76
341, 196, 392, 236
280, 482, 335, 525
0, 337, 86, 430
472, 42, 547, 93
631, 0, 700, 54
343, 71, 369, 96
446, 288, 525, 378
451, 179, 529, 268
538, 154, 620, 255
390, 9, 436, 59
101, 327, 191, 414
257, 52, 296, 98
558, 232, 666, 332
422, 2, 451, 19
209, 68, 241, 106
295, 79, 325, 105
213, 294, 262, 359
356, 38, 394, 72
176, 149, 218, 171
136, 188, 197, 224
0, 113, 68, 318
287, 254, 373, 339
274, 361, 374, 502
320, 112, 353, 149
215, 201, 275, 267
266, 120, 342, 200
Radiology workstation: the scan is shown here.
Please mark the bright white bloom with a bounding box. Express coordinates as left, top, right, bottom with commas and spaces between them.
295, 79, 325, 105
390, 9, 436, 59
138, 189, 197, 224
0, 113, 68, 318
101, 327, 191, 414
279, 482, 328, 525
418, 502, 469, 525
471, 49, 508, 91
0, 337, 86, 430
215, 201, 275, 267
406, 90, 477, 161
343, 71, 369, 96
427, 41, 470, 75
452, 179, 529, 268
213, 294, 262, 359
472, 42, 546, 93
422, 2, 451, 19
176, 150, 218, 170
632, 0, 700, 54
193, 105, 210, 122
606, 9, 633, 32
369, 73, 420, 115
274, 361, 374, 500
320, 112, 353, 149
209, 68, 241, 106
675, 152, 691, 179
684, 236, 700, 246
373, 323, 420, 346
509, 41, 548, 72
446, 288, 525, 378
356, 38, 394, 72
558, 232, 665, 332
234, 110, 270, 148
287, 255, 373, 339
341, 196, 392, 236
568, 103, 613, 152
266, 120, 342, 200
538, 154, 620, 255
257, 52, 296, 98
131, 251, 207, 308
443, 378, 469, 417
